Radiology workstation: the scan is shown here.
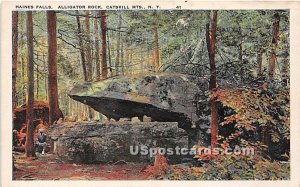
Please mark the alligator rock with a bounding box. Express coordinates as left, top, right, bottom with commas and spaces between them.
68, 73, 208, 129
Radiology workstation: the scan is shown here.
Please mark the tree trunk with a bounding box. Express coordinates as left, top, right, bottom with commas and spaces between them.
84, 11, 94, 122
85, 10, 93, 81
100, 10, 108, 79
269, 13, 280, 79
12, 11, 18, 112
140, 35, 144, 71
43, 54, 48, 101
116, 13, 122, 75
153, 25, 160, 71
36, 64, 39, 100
206, 10, 218, 148
25, 11, 35, 157
47, 11, 61, 126
107, 31, 112, 74
121, 35, 125, 75
94, 12, 101, 81
125, 37, 129, 75
282, 59, 289, 85
257, 48, 263, 77
21, 57, 26, 105
75, 10, 88, 81
36, 53, 39, 100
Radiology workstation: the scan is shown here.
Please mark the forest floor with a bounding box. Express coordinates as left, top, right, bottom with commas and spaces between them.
13, 151, 151, 180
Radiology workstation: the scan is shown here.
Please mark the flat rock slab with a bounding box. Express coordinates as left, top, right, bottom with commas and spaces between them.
49, 122, 188, 164
68, 73, 208, 129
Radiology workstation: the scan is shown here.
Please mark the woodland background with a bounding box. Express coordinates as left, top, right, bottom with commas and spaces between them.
12, 10, 290, 180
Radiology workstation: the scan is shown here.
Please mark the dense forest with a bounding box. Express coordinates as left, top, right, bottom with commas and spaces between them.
12, 10, 290, 180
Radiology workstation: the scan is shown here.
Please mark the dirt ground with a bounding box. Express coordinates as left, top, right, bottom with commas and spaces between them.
13, 151, 151, 180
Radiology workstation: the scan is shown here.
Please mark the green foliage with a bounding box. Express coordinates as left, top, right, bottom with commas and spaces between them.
213, 84, 290, 143
150, 154, 289, 180
198, 154, 290, 180
208, 83, 290, 161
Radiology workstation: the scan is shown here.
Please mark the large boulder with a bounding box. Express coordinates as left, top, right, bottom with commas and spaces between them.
49, 122, 188, 164
68, 73, 208, 129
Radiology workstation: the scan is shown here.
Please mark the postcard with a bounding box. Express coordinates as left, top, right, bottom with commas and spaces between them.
1, 0, 300, 187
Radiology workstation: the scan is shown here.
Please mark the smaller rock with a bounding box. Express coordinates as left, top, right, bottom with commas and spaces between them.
110, 118, 116, 122
119, 117, 131, 122
143, 115, 152, 122
131, 117, 141, 123
79, 116, 88, 122
64, 116, 77, 122
56, 118, 64, 124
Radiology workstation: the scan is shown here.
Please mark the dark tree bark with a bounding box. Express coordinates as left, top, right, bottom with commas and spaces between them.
12, 11, 18, 112
153, 25, 160, 71
206, 10, 218, 148
47, 11, 61, 126
269, 13, 280, 79
76, 10, 88, 81
100, 10, 108, 79
94, 12, 101, 81
36, 54, 39, 100
25, 11, 35, 157
85, 10, 93, 81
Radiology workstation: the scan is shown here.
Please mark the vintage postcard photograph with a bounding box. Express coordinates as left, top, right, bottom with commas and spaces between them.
1, 1, 300, 187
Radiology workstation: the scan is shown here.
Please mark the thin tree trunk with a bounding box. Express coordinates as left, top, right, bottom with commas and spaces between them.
116, 13, 122, 75
257, 49, 263, 77
85, 10, 93, 81
43, 54, 48, 101
140, 35, 144, 71
107, 31, 112, 74
153, 25, 160, 71
238, 42, 243, 81
18, 16, 23, 106
130, 40, 133, 72
19, 18, 27, 105
100, 10, 108, 79
35, 52, 39, 100
237, 23, 244, 82
21, 57, 26, 105
269, 13, 280, 79
125, 37, 129, 75
75, 10, 88, 81
94, 12, 101, 81
206, 10, 218, 148
281, 58, 289, 85
12, 11, 18, 111
47, 11, 61, 126
42, 54, 48, 101
121, 34, 124, 75
25, 11, 35, 157
36, 63, 39, 100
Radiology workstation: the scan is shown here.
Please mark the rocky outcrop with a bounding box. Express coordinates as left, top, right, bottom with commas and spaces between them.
68, 73, 208, 129
13, 101, 63, 130
49, 122, 188, 164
